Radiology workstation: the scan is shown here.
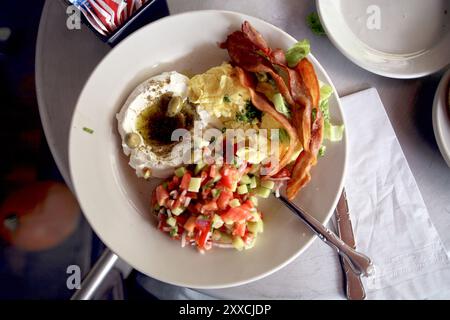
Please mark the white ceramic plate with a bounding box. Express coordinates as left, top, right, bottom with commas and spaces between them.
433, 68, 450, 167
317, 0, 450, 78
69, 10, 347, 289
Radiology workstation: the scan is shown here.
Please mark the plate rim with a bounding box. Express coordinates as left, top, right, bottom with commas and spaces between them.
68, 9, 348, 289
316, 0, 450, 79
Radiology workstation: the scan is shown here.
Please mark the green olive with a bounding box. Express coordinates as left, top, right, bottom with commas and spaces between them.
167, 96, 183, 117
125, 132, 141, 149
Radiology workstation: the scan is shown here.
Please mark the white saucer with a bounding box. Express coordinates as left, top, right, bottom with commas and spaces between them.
433, 68, 450, 167
317, 0, 450, 78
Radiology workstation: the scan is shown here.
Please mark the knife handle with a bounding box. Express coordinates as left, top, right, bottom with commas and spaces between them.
341, 256, 366, 300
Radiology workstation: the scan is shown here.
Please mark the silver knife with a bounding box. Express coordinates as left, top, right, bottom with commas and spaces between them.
335, 188, 367, 300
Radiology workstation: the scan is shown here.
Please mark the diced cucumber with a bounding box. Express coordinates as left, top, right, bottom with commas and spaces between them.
239, 174, 252, 185
247, 220, 264, 234
174, 167, 186, 178
188, 177, 202, 192
249, 176, 257, 189
171, 207, 185, 216
258, 220, 264, 233
250, 210, 261, 222
261, 180, 275, 190
218, 232, 232, 244
232, 236, 245, 251
213, 174, 222, 183
230, 182, 238, 193
224, 217, 234, 225
247, 221, 258, 233
249, 196, 258, 206
237, 184, 249, 195
194, 161, 206, 175
169, 226, 178, 237
254, 186, 271, 198
166, 217, 177, 227
212, 214, 224, 228
211, 188, 221, 199
229, 199, 241, 208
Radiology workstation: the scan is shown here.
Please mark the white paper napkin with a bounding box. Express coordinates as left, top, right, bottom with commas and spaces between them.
136, 88, 450, 299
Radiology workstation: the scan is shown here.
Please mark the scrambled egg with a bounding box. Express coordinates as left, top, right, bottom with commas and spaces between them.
188, 63, 251, 119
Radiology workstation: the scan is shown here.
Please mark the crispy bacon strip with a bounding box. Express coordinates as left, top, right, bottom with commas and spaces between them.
286, 151, 314, 199
242, 21, 270, 53
296, 58, 320, 111
222, 28, 295, 107
287, 59, 323, 200
235, 67, 299, 176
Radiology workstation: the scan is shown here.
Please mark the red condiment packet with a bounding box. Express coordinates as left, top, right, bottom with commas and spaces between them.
71, 0, 150, 37
96, 0, 122, 26
87, 0, 115, 32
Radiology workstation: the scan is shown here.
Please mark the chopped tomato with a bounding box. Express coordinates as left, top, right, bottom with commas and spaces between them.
219, 165, 239, 190
202, 201, 218, 212
194, 203, 203, 214
158, 215, 168, 230
201, 187, 211, 199
187, 203, 200, 214
186, 192, 198, 199
196, 229, 210, 249
209, 164, 217, 178
195, 219, 211, 249
155, 185, 169, 206
180, 172, 191, 190
233, 221, 246, 237
183, 216, 197, 233
217, 190, 233, 210
200, 171, 208, 185
167, 175, 180, 190
220, 200, 254, 223
176, 214, 188, 226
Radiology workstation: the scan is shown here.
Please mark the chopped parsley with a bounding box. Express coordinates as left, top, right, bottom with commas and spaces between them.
318, 145, 326, 157
83, 127, 94, 134
236, 100, 262, 123
223, 95, 231, 103
306, 12, 326, 36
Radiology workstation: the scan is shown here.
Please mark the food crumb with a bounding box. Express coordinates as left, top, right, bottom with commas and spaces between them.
83, 127, 94, 134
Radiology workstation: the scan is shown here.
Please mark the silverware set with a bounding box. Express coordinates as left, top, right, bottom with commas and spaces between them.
278, 189, 372, 300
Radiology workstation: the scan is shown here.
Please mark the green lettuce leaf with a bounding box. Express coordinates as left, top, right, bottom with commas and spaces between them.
285, 40, 311, 68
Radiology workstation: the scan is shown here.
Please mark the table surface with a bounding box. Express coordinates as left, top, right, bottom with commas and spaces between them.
36, 0, 450, 299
